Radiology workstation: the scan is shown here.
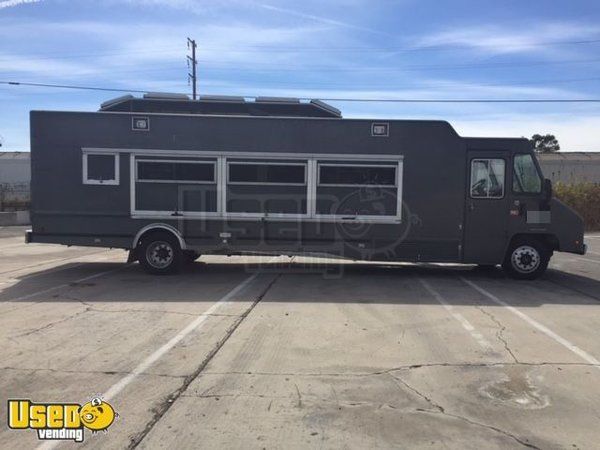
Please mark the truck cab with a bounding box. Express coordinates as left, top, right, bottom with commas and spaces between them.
463, 138, 585, 279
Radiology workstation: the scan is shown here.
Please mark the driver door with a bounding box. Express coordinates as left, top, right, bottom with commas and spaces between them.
463, 151, 510, 264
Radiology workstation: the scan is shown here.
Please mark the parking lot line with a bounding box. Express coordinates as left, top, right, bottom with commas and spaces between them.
417, 277, 493, 351
461, 277, 600, 368
36, 272, 261, 450
103, 272, 259, 400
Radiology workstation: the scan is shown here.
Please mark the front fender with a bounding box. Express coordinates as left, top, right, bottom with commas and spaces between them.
550, 198, 585, 254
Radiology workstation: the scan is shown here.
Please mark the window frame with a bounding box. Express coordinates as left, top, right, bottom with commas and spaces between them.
226, 161, 307, 186
317, 163, 398, 188
512, 153, 543, 195
83, 152, 120, 186
80, 147, 403, 223
469, 157, 506, 200
135, 159, 217, 184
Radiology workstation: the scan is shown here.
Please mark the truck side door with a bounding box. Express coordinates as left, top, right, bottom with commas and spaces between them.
463, 151, 510, 264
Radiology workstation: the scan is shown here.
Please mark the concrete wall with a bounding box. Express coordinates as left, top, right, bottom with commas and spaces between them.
0, 152, 30, 210
538, 152, 600, 184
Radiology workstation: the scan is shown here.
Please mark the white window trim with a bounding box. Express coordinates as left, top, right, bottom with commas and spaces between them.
83, 152, 119, 185
317, 163, 398, 188
121, 149, 403, 222
227, 160, 307, 186
470, 158, 506, 200
135, 158, 217, 184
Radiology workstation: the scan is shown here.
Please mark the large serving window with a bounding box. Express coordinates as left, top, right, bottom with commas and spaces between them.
112, 149, 403, 222
134, 158, 218, 214
226, 161, 308, 215
315, 162, 400, 218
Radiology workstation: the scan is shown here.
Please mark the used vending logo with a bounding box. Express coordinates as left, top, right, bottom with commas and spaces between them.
8, 397, 117, 443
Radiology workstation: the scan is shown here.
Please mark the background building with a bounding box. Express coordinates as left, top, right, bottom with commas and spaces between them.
537, 152, 600, 184
0, 151, 31, 211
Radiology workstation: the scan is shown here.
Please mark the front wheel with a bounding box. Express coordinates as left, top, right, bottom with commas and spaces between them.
502, 238, 550, 280
138, 233, 182, 275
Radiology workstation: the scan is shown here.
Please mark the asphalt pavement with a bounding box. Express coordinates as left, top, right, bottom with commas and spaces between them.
1, 226, 600, 449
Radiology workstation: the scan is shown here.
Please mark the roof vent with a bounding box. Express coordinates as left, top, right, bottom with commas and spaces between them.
256, 96, 301, 104
100, 94, 135, 110
143, 92, 190, 100
310, 99, 341, 118
199, 95, 246, 103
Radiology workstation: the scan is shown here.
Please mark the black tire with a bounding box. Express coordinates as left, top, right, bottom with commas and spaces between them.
183, 250, 201, 264
138, 232, 183, 275
502, 237, 550, 280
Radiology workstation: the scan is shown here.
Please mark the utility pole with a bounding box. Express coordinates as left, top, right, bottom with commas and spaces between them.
187, 38, 198, 100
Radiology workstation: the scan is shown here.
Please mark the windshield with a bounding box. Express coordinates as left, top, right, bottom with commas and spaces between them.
513, 154, 542, 194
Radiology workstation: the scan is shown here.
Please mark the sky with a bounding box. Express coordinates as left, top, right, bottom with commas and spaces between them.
1, 0, 600, 151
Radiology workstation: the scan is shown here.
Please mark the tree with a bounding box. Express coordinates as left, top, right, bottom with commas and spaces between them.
530, 134, 560, 153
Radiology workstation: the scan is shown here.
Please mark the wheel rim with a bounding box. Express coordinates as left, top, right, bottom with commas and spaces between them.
146, 241, 174, 269
511, 245, 541, 274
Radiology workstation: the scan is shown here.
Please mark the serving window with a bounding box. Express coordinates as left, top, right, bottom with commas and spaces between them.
124, 150, 403, 222
318, 164, 397, 187
228, 162, 305, 185
316, 162, 400, 218
134, 158, 218, 214
136, 160, 215, 184
83, 152, 119, 185
226, 161, 308, 215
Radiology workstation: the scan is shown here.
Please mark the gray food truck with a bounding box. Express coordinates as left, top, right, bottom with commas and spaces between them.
26, 93, 586, 279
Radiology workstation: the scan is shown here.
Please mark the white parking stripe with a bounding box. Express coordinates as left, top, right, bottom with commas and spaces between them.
461, 277, 600, 368
36, 272, 262, 450
576, 257, 600, 264
418, 278, 493, 351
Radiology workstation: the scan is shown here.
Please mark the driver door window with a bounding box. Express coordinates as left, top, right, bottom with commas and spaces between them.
470, 158, 505, 199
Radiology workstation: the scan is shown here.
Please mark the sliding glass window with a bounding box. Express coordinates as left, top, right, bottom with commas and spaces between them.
134, 159, 218, 213
316, 162, 399, 217
226, 161, 308, 215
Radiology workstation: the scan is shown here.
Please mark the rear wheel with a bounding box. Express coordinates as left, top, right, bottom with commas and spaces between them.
502, 238, 550, 280
138, 232, 182, 275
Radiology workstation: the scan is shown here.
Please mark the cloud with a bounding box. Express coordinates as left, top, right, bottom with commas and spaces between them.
452, 115, 600, 152
415, 22, 600, 56
256, 3, 388, 36
0, 0, 41, 9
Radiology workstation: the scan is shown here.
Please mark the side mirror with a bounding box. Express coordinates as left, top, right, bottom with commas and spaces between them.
543, 178, 553, 201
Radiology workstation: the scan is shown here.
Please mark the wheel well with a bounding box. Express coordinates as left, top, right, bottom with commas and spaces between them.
132, 225, 186, 251
507, 233, 558, 253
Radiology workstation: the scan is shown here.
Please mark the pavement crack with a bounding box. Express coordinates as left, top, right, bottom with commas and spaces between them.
11, 306, 91, 338
388, 372, 540, 449
128, 273, 282, 449
387, 372, 444, 413
80, 305, 241, 318
475, 306, 519, 363
294, 383, 303, 408
201, 361, 600, 379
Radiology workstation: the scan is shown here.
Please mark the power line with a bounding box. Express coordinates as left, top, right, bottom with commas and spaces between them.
3, 80, 600, 103
0, 81, 147, 93
1, 37, 600, 62
3, 56, 597, 79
